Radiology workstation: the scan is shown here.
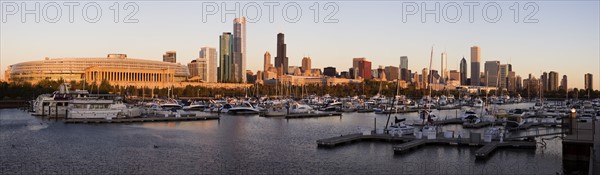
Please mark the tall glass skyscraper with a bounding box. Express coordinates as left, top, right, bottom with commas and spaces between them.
233, 17, 246, 83
219, 32, 232, 83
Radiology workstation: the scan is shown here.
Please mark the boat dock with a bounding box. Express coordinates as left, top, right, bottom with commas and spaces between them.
463, 121, 505, 128
64, 115, 220, 124
285, 112, 342, 119
473, 141, 537, 158
318, 133, 537, 159
316, 133, 414, 147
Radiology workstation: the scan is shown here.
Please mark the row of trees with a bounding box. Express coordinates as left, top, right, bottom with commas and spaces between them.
2, 79, 599, 100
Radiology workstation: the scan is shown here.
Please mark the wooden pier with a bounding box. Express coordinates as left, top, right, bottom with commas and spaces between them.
64, 115, 220, 124
285, 112, 342, 119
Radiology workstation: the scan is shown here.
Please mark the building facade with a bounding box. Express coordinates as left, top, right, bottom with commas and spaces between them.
548, 71, 559, 91
199, 47, 217, 82
585, 73, 593, 91
484, 61, 500, 87
6, 54, 189, 88
470, 46, 481, 86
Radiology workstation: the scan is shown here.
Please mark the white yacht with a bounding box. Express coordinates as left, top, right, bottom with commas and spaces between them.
228, 102, 260, 115
67, 98, 121, 119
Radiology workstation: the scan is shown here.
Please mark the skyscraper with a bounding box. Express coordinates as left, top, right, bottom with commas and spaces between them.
484, 61, 500, 87
233, 17, 246, 83
499, 64, 509, 89
301, 56, 311, 73
400, 56, 408, 70
548, 71, 559, 91
460, 57, 467, 85
274, 33, 288, 76
470, 46, 481, 86
199, 47, 217, 82
422, 68, 429, 88
163, 51, 176, 63
264, 51, 272, 72
541, 72, 548, 91
560, 75, 568, 91
357, 59, 372, 80
384, 66, 399, 80
440, 52, 448, 83
219, 32, 232, 83
352, 57, 367, 79
585, 73, 593, 91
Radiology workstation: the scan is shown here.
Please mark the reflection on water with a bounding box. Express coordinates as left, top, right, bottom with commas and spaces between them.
0, 103, 566, 174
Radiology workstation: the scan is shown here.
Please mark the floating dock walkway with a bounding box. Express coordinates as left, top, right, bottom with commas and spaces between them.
285, 112, 342, 119
64, 115, 220, 124
317, 133, 537, 159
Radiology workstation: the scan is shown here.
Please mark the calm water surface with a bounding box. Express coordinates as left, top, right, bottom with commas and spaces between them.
0, 103, 563, 174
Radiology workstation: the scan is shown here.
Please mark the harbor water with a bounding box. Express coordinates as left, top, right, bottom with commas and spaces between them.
0, 103, 564, 174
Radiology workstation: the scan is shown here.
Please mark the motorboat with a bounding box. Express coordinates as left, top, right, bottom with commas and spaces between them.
183, 101, 209, 111
461, 110, 480, 124
228, 102, 261, 115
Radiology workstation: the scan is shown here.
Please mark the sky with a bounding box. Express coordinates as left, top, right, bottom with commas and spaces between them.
1, 1, 599, 90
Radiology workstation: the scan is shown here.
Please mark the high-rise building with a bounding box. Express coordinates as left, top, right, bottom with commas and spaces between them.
400, 68, 410, 82
460, 57, 467, 85
357, 59, 372, 80
163, 51, 176, 63
323, 67, 337, 77
301, 56, 311, 73
548, 71, 559, 91
499, 64, 509, 89
187, 58, 207, 81
219, 32, 233, 83
484, 61, 500, 87
400, 56, 408, 70
516, 76, 523, 90
274, 33, 288, 76
264, 51, 272, 72
199, 47, 217, 82
585, 73, 593, 91
440, 52, 448, 83
470, 46, 481, 86
384, 66, 399, 80
352, 57, 367, 79
541, 72, 548, 91
508, 71, 516, 92
422, 68, 429, 88
233, 17, 247, 83
560, 75, 568, 91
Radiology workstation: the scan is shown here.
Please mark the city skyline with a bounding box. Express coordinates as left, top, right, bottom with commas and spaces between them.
1, 1, 598, 89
